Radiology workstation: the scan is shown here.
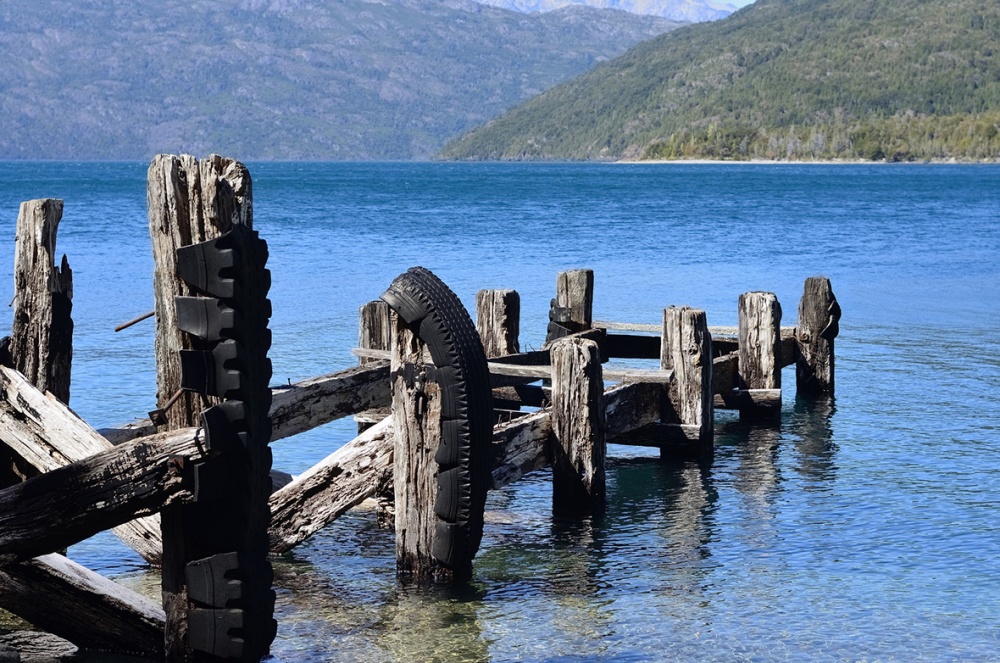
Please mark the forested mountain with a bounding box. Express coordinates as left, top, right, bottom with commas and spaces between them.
0, 0, 682, 160
441, 0, 1000, 161
472, 0, 735, 23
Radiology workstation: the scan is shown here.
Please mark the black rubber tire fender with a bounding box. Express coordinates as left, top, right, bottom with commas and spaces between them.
381, 267, 492, 569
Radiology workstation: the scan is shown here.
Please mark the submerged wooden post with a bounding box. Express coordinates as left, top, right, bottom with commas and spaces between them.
738, 291, 782, 419
796, 277, 840, 396
546, 269, 593, 345
661, 307, 713, 454
10, 199, 73, 404
550, 336, 605, 515
476, 289, 520, 358
390, 312, 447, 579
147, 153, 252, 430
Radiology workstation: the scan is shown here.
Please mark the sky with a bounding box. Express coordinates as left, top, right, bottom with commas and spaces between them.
729, 0, 756, 6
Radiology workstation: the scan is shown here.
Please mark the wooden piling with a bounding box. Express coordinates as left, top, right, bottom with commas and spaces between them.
357, 300, 393, 437
147, 153, 252, 430
660, 307, 713, 453
476, 289, 520, 358
150, 157, 275, 661
738, 291, 782, 418
546, 269, 593, 344
796, 276, 840, 396
10, 198, 73, 406
390, 312, 448, 580
359, 300, 392, 366
549, 336, 606, 515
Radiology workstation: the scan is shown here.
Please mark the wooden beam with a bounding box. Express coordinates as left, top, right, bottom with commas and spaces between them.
599, 332, 660, 360
491, 384, 549, 409
268, 418, 393, 554
605, 381, 662, 440
608, 423, 703, 448
0, 554, 164, 657
713, 352, 739, 394
100, 362, 391, 445
490, 410, 551, 490
269, 362, 390, 441
595, 320, 796, 336
0, 426, 200, 566
0, 365, 164, 564
355, 347, 673, 384
715, 389, 782, 412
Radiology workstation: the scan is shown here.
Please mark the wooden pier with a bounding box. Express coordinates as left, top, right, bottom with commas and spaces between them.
0, 155, 840, 661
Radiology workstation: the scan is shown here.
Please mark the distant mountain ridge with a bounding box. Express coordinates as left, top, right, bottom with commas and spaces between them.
441, 0, 1000, 162
0, 0, 682, 160
472, 0, 735, 22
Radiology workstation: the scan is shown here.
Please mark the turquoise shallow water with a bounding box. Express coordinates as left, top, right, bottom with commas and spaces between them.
0, 161, 998, 661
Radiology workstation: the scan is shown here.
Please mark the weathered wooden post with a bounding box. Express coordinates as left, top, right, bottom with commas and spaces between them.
148, 153, 252, 430
660, 306, 713, 455
389, 312, 443, 577
357, 299, 392, 434
10, 198, 73, 405
738, 292, 782, 419
796, 277, 840, 396
359, 300, 392, 366
476, 289, 520, 358
550, 336, 605, 515
149, 155, 275, 661
382, 267, 492, 582
357, 299, 394, 522
1, 199, 73, 488
545, 269, 593, 345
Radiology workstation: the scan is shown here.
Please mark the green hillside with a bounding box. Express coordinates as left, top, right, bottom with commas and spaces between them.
440, 0, 1000, 161
0, 0, 682, 160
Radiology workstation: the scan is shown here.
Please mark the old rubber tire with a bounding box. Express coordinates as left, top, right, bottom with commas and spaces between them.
381, 267, 492, 569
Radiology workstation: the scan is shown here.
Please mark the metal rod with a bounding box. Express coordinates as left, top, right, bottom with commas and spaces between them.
148, 388, 184, 426
114, 310, 155, 333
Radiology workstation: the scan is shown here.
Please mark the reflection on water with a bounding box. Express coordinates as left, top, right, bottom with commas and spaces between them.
63, 398, 839, 663
788, 396, 838, 483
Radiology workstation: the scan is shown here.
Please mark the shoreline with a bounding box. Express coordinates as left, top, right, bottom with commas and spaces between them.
617, 157, 1000, 165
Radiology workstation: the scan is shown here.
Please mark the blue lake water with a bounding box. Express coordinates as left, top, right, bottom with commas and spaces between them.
0, 161, 998, 661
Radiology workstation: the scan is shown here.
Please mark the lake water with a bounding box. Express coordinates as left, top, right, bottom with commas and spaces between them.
0, 161, 998, 662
